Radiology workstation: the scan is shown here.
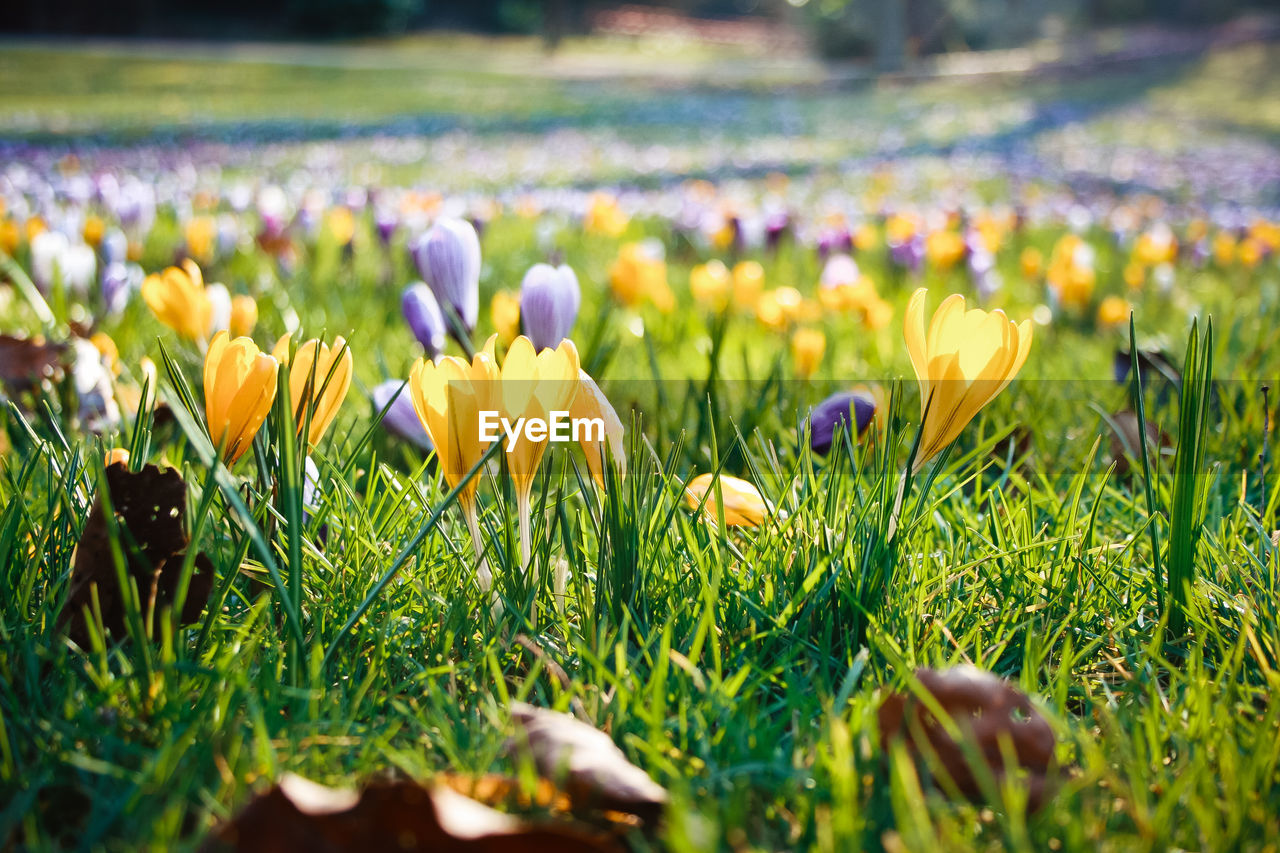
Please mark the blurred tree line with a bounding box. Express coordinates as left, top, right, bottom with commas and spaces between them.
4, 0, 1278, 54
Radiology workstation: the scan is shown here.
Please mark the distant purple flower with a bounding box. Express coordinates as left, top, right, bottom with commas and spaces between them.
402, 282, 446, 359
808, 390, 877, 456
101, 262, 133, 315
765, 211, 789, 251
371, 380, 433, 451
411, 217, 480, 333
519, 263, 580, 352
375, 208, 398, 246
889, 235, 925, 272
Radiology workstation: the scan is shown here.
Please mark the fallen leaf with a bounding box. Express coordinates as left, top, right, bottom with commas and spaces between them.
878, 666, 1057, 811
59, 462, 213, 646
201, 774, 620, 852
510, 702, 668, 823
0, 333, 65, 393
1108, 410, 1174, 477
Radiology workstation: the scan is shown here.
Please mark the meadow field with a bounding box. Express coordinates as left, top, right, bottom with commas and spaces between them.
2, 33, 1280, 851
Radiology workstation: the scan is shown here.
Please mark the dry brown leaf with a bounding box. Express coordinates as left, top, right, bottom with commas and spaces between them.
878, 666, 1057, 811
0, 333, 65, 393
1108, 410, 1174, 478
201, 774, 621, 852
59, 462, 213, 646
510, 702, 668, 824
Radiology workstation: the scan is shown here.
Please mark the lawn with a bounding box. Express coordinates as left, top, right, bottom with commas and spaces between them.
1, 33, 1280, 852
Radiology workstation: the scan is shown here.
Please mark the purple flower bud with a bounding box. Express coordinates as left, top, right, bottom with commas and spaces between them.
808, 390, 877, 456
519, 263, 580, 352
402, 282, 446, 360
101, 262, 132, 315
412, 217, 480, 332
371, 380, 433, 451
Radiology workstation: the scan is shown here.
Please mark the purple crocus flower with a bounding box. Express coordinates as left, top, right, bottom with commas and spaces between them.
402, 282, 446, 360
411, 217, 480, 333
371, 380, 433, 451
375, 208, 398, 246
101, 262, 134, 315
808, 390, 878, 456
519, 263, 580, 352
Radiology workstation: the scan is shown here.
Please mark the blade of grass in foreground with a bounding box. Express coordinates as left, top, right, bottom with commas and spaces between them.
1167, 317, 1214, 640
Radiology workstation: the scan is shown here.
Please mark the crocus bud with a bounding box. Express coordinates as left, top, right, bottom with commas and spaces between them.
402, 282, 446, 359
371, 380, 433, 450
809, 389, 877, 456
206, 283, 232, 334
412, 217, 480, 332
230, 295, 258, 337
519, 263, 580, 352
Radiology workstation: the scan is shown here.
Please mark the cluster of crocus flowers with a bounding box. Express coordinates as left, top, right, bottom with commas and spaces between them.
683, 473, 770, 528
407, 334, 624, 592
203, 331, 279, 465
817, 254, 893, 330
904, 288, 1032, 472
142, 260, 213, 345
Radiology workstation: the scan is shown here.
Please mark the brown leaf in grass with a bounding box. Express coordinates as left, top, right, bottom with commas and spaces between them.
509, 702, 668, 824
1108, 410, 1174, 478
59, 462, 213, 646
0, 333, 65, 393
201, 774, 621, 852
878, 666, 1057, 812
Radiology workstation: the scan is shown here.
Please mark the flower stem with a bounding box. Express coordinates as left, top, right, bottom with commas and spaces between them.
463, 502, 491, 592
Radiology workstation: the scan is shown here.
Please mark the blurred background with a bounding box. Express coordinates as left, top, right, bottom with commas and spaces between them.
7, 0, 1280, 68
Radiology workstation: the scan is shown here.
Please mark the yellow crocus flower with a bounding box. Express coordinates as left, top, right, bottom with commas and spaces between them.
569, 369, 626, 486
142, 260, 213, 344
408, 336, 501, 588
904, 289, 1032, 472
684, 472, 770, 528
791, 328, 826, 378
230, 295, 258, 338
288, 336, 353, 448
500, 335, 581, 499
203, 330, 279, 466
490, 290, 521, 346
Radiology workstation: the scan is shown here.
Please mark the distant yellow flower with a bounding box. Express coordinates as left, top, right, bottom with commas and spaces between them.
142, 260, 213, 344
1123, 263, 1146, 290
203, 330, 279, 465
756, 287, 803, 330
230, 295, 258, 338
791, 328, 826, 378
569, 369, 626, 486
82, 215, 105, 248
325, 207, 356, 247
584, 193, 629, 237
1020, 247, 1043, 280
732, 260, 765, 309
184, 216, 216, 263
105, 447, 130, 467
288, 336, 353, 448
491, 290, 521, 345
904, 289, 1032, 472
0, 218, 18, 254
684, 473, 770, 528
690, 260, 732, 310
609, 242, 670, 310
1097, 295, 1130, 328
925, 230, 966, 270
1212, 232, 1237, 266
